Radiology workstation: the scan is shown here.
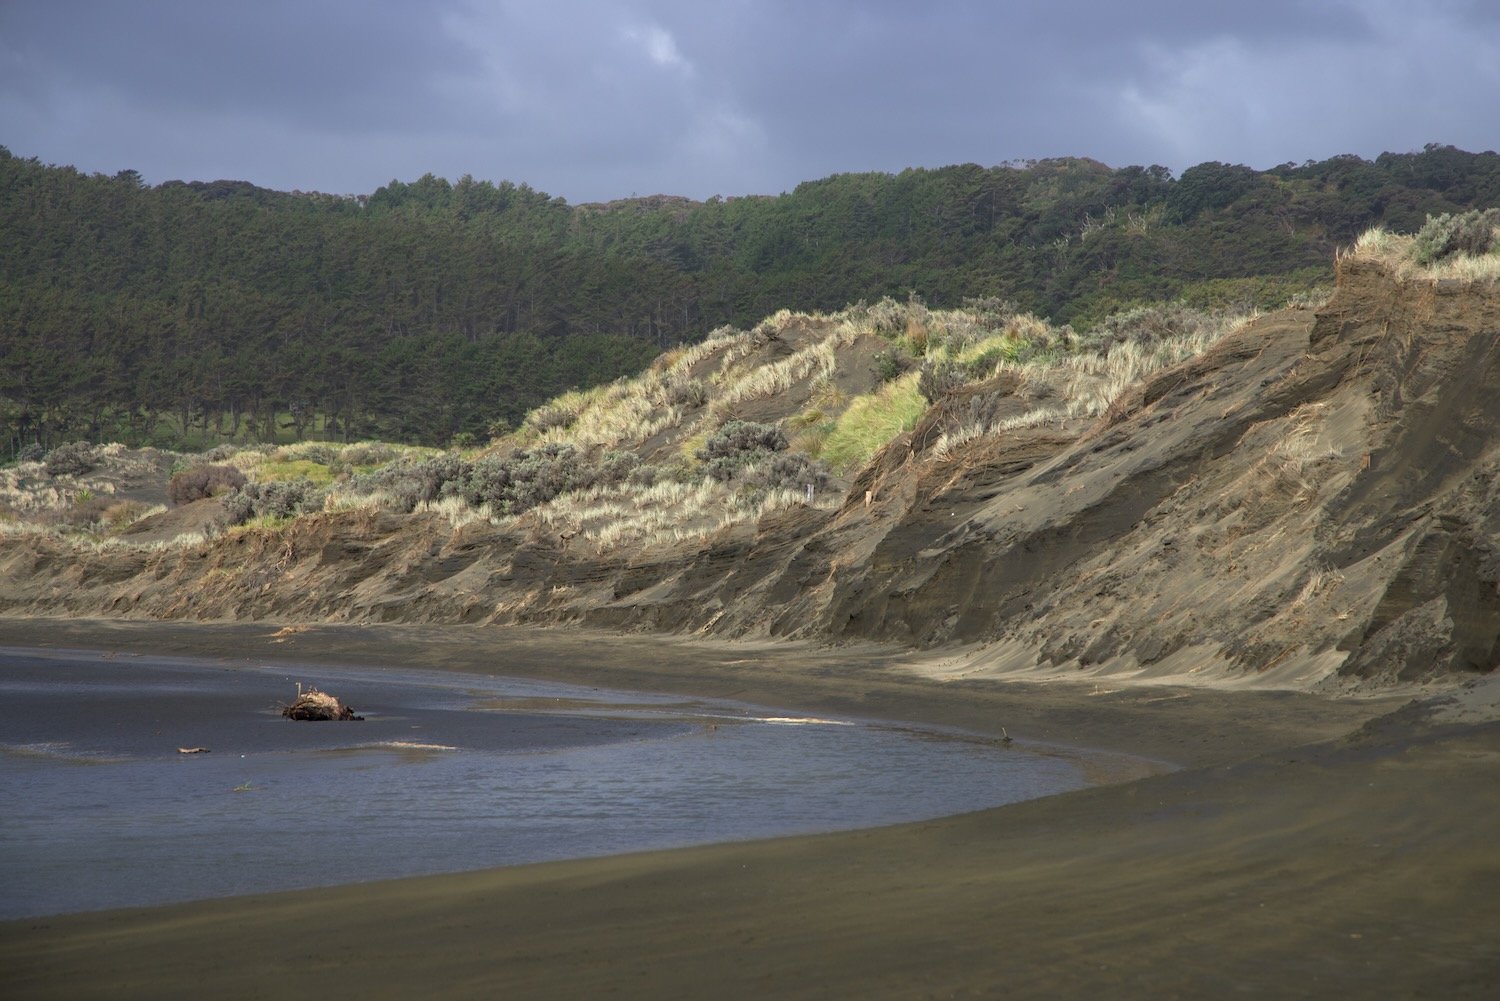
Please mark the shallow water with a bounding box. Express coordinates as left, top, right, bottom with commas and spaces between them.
0, 647, 1088, 918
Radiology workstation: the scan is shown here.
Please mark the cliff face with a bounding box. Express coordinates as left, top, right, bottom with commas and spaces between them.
5, 262, 1498, 690
806, 261, 1500, 687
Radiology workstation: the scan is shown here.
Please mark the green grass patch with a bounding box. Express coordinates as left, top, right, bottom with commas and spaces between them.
821, 373, 927, 474
254, 459, 334, 484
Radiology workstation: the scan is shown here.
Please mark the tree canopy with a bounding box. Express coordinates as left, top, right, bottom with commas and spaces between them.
3, 143, 1497, 453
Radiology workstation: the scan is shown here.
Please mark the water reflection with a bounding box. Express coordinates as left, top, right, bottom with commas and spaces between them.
0, 648, 1087, 918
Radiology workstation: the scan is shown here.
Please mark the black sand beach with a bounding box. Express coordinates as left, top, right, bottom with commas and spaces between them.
3, 618, 1497, 999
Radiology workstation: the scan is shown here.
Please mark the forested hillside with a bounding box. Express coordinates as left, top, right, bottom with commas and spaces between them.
3, 143, 1497, 453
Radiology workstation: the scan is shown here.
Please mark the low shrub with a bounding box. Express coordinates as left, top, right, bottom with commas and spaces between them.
222, 479, 328, 525
696, 420, 789, 481
918, 359, 969, 403
1412, 209, 1500, 265
742, 452, 834, 495
1086, 302, 1211, 349
662, 377, 710, 408
202, 444, 242, 462
44, 441, 97, 477
347, 453, 470, 512
527, 405, 577, 433
872, 350, 909, 383
448, 444, 639, 515
167, 464, 247, 505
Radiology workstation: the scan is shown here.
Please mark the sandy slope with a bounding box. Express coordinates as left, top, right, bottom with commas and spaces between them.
2, 260, 1496, 695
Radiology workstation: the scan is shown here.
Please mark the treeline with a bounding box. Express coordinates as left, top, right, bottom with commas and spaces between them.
3, 143, 1497, 451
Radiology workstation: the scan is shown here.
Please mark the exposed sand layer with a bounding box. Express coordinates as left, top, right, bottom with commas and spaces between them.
2, 260, 1497, 695
2, 619, 1497, 1000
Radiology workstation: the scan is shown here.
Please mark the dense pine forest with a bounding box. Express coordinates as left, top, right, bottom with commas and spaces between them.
3, 143, 1498, 453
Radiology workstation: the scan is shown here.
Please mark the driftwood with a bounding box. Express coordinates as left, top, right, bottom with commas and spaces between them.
282, 684, 363, 721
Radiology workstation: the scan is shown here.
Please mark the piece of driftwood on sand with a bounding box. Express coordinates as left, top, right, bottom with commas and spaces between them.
282, 684, 363, 721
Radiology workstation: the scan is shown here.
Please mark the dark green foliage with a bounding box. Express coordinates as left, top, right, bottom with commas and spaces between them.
697, 420, 789, 481
43, 442, 96, 477
167, 464, 247, 505
1412, 209, 1500, 264
3, 146, 1500, 451
222, 479, 327, 524
872, 350, 908, 383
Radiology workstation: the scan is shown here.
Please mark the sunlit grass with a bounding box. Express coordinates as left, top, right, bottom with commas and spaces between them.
1345, 226, 1500, 282
821, 373, 927, 473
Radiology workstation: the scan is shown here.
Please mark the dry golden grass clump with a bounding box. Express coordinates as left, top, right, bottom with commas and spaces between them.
1346, 222, 1500, 283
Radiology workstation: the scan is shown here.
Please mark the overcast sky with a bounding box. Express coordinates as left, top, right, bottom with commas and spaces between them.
2, 1, 1496, 203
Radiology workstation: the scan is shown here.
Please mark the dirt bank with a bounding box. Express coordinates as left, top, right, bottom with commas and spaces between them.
2, 261, 1497, 694
1, 618, 1496, 1000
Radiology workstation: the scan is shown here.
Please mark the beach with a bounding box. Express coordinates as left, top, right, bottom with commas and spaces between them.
2, 617, 1497, 999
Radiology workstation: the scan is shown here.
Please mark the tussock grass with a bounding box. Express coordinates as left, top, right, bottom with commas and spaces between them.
533, 477, 730, 551
821, 373, 927, 473
0, 460, 128, 515
711, 341, 839, 414
412, 495, 499, 529
662, 326, 754, 375
526, 468, 839, 553
222, 441, 432, 482
927, 309, 1255, 456
321, 490, 392, 514
1346, 226, 1500, 282
0, 517, 209, 552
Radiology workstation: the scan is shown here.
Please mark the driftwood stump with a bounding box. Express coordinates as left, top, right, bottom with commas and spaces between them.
282, 686, 362, 721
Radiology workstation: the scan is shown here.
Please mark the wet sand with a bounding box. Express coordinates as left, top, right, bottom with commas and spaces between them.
2, 617, 1498, 999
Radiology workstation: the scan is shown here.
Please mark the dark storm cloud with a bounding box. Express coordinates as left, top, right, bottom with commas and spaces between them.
1, 1, 1495, 201
0, 0, 474, 130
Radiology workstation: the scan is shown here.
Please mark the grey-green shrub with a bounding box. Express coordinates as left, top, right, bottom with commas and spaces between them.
696, 421, 789, 482
222, 479, 328, 525
1412, 209, 1500, 265
452, 443, 638, 515
742, 452, 834, 494
348, 453, 470, 512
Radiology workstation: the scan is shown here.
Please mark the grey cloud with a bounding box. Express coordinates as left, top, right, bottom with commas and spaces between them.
1, 0, 1495, 201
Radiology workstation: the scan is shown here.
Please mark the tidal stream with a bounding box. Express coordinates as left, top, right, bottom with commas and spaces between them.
0, 646, 1089, 918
